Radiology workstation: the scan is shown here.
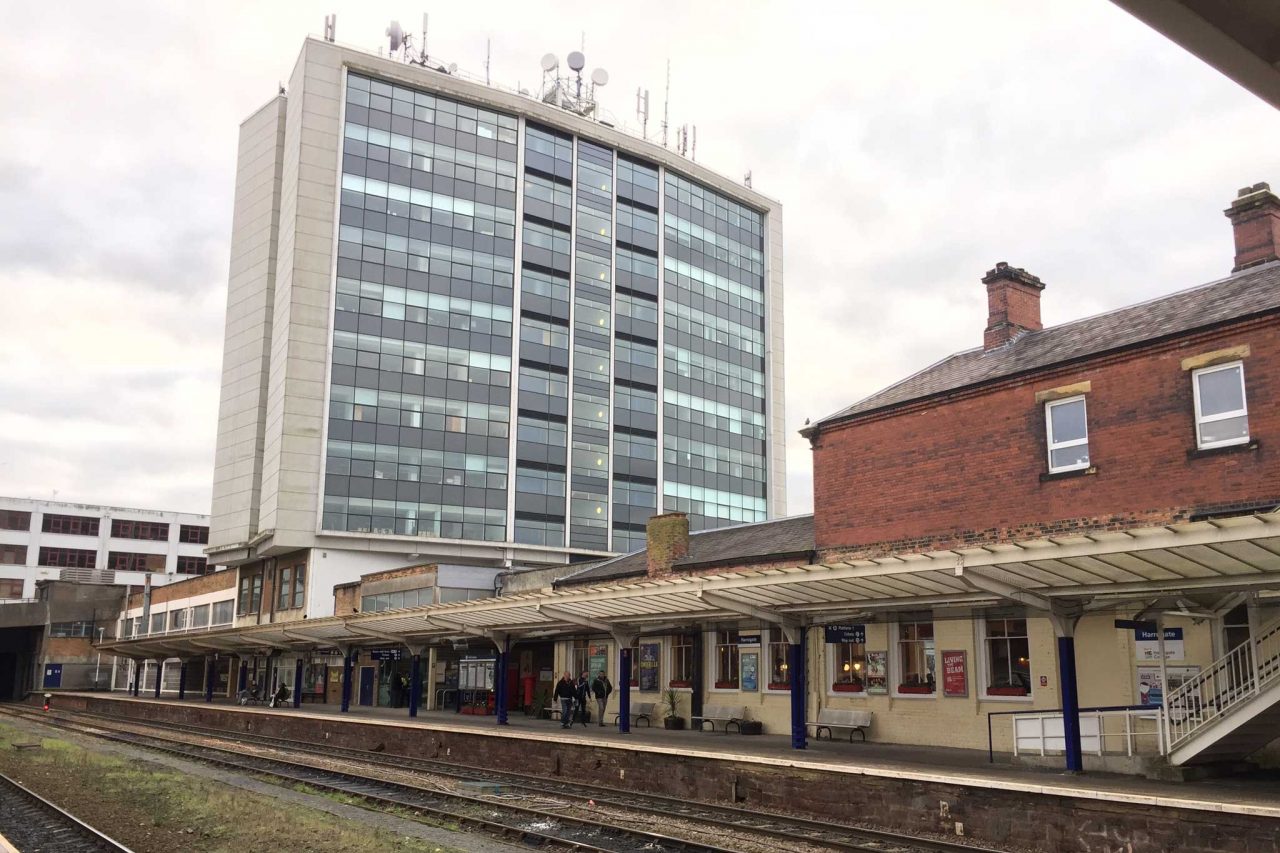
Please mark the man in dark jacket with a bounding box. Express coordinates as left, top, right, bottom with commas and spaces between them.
553, 672, 575, 729
575, 671, 591, 725
591, 671, 613, 727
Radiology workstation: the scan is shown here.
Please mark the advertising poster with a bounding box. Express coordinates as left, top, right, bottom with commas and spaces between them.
942, 649, 968, 697
741, 651, 759, 692
1136, 665, 1200, 706
865, 650, 888, 694
639, 642, 660, 691
1134, 627, 1185, 661
588, 643, 609, 678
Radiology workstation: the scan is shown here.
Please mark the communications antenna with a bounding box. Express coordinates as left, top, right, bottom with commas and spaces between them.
384, 15, 454, 73
323, 13, 336, 43
636, 88, 650, 140
537, 48, 608, 119
661, 59, 670, 148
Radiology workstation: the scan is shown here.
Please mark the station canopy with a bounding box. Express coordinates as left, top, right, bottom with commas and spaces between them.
103, 511, 1280, 659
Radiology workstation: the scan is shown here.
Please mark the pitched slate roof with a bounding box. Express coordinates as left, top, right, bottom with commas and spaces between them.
555, 513, 815, 587
806, 261, 1280, 433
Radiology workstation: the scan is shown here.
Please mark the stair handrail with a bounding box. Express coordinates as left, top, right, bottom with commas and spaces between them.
1165, 616, 1280, 751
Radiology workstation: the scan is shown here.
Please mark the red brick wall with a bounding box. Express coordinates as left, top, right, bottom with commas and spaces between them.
813, 316, 1280, 556
127, 570, 237, 609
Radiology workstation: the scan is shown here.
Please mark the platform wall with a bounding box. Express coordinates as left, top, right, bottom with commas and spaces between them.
41, 693, 1277, 853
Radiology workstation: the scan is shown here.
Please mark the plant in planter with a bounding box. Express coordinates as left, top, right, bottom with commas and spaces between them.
661, 687, 686, 729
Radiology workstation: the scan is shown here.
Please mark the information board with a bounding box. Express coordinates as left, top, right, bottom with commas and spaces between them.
942, 649, 968, 697
639, 642, 660, 691
741, 651, 759, 692
1134, 627, 1185, 661
824, 624, 866, 644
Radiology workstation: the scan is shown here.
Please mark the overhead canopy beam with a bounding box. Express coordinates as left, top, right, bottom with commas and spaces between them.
954, 564, 1053, 611
699, 590, 801, 643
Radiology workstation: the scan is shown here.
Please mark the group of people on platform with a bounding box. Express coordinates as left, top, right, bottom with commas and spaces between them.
554, 670, 614, 728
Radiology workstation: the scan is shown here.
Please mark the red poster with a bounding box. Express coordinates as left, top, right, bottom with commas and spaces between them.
942, 650, 968, 698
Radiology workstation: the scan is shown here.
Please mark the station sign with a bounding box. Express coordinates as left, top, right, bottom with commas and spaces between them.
824, 624, 866, 644
737, 633, 762, 646
1134, 627, 1184, 660
368, 648, 403, 661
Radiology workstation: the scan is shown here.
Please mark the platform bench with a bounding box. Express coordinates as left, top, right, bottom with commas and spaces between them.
692, 705, 747, 733
613, 702, 655, 727
810, 708, 872, 742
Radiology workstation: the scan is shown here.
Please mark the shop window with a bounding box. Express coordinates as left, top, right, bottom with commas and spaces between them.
714, 629, 739, 689
984, 617, 1031, 696
767, 631, 791, 690
832, 639, 867, 693
571, 638, 591, 677
670, 633, 694, 687
1193, 361, 1249, 449
1045, 396, 1089, 473
292, 564, 306, 609
896, 619, 935, 695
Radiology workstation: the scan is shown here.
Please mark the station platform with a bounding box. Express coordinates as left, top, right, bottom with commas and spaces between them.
23, 692, 1280, 853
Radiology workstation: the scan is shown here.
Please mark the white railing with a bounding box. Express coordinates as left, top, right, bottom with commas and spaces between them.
0, 597, 39, 605
1011, 708, 1164, 758
1165, 617, 1280, 750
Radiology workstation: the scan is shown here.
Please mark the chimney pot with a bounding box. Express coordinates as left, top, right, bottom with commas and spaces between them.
645, 512, 689, 578
1225, 181, 1280, 272
981, 262, 1044, 351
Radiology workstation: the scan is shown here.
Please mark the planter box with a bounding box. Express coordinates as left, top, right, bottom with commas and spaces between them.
713, 681, 738, 690
987, 686, 1030, 697
832, 683, 865, 693
897, 685, 934, 695
663, 717, 686, 730
668, 681, 692, 689
767, 683, 791, 691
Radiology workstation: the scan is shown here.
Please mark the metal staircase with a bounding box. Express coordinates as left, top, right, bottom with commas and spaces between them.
1165, 617, 1280, 765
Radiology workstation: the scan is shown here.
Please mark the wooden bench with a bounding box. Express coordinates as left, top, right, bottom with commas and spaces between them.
613, 701, 655, 727
809, 708, 872, 742
692, 704, 747, 733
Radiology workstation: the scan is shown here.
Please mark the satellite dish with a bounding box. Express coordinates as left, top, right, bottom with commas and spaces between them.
448, 62, 458, 74
591, 68, 609, 87
386, 21, 405, 52
540, 53, 559, 73
567, 50, 585, 72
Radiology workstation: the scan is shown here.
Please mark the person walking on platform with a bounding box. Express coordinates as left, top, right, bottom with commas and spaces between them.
554, 672, 576, 729
591, 671, 613, 727
574, 671, 591, 726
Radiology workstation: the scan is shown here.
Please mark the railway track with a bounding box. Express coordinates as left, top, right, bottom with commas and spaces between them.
0, 770, 135, 853
0, 705, 1007, 853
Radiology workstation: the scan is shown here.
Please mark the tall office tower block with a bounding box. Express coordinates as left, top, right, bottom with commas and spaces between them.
208, 38, 784, 616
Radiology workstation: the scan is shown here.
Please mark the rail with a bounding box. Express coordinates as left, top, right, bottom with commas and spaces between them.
987, 704, 1160, 762
0, 597, 39, 604
1165, 616, 1280, 750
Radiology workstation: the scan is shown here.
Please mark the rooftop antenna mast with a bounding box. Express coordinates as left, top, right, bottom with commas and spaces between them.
636, 88, 650, 140
537, 48, 607, 119
323, 13, 336, 43
485, 38, 491, 85
661, 59, 671, 148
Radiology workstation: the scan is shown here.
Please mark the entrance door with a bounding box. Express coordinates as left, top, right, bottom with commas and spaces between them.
42, 664, 62, 689
358, 666, 375, 706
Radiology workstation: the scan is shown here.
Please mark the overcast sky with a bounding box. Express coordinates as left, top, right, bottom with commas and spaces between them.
1, 1, 1277, 517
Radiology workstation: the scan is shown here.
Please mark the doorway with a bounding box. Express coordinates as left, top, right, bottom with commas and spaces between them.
358, 666, 375, 706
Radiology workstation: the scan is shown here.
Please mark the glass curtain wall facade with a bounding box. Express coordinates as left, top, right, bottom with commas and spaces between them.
322, 69, 769, 552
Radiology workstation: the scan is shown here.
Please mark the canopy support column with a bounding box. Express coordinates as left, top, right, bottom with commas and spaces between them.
789, 628, 807, 750
618, 645, 632, 734
204, 657, 215, 702
178, 660, 188, 701
293, 656, 304, 709
340, 647, 354, 713
1051, 607, 1084, 773
153, 660, 162, 699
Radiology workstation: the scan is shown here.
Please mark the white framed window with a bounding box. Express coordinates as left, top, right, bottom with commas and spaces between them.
767, 629, 791, 690
1046, 395, 1089, 473
1192, 361, 1249, 449
982, 617, 1032, 698
830, 638, 867, 694
713, 629, 739, 689
894, 617, 936, 696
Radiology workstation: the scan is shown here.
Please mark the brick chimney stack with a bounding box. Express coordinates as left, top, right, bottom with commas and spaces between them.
645, 512, 689, 578
982, 262, 1045, 350
1225, 182, 1280, 273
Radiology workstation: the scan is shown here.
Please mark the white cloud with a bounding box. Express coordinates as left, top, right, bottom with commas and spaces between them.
1, 1, 1278, 519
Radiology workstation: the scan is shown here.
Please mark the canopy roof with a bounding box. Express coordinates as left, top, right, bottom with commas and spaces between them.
103, 511, 1280, 658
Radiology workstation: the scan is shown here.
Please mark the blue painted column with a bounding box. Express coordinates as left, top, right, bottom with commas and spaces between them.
409, 654, 422, 718
618, 646, 632, 733
178, 660, 188, 700
204, 657, 215, 702
1058, 636, 1083, 772
293, 658, 303, 709
496, 637, 510, 725
237, 657, 248, 694
340, 650, 353, 713
153, 660, 162, 699
789, 629, 807, 750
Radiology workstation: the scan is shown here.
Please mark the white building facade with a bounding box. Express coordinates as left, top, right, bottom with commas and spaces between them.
0, 497, 212, 600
